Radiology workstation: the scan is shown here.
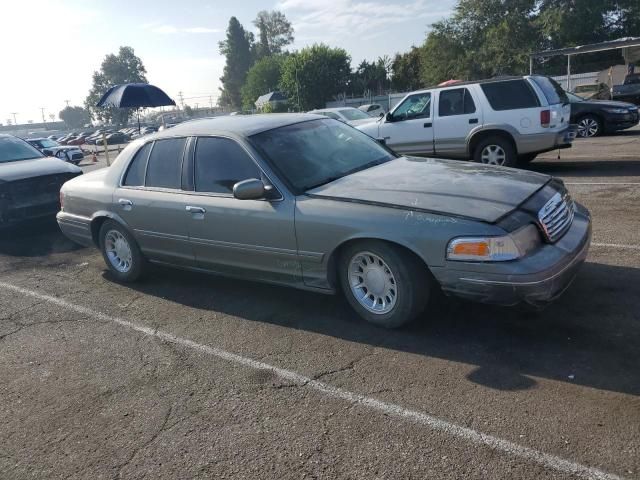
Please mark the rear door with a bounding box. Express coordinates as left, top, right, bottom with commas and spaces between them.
184, 136, 300, 284
113, 138, 195, 265
433, 87, 482, 158
378, 91, 434, 156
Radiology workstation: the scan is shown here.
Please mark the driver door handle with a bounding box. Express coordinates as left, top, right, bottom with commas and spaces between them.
186, 206, 206, 214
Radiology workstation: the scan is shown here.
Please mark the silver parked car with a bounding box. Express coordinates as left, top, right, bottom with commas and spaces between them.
57, 114, 591, 328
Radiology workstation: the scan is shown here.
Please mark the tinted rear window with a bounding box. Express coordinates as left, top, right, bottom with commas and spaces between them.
530, 76, 568, 105
480, 80, 540, 110
145, 138, 186, 189
123, 142, 152, 186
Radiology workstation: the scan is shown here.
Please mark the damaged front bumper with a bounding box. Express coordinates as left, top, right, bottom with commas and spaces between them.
431, 203, 591, 306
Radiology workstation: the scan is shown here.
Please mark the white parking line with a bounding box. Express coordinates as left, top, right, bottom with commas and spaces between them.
0, 281, 627, 480
592, 242, 640, 250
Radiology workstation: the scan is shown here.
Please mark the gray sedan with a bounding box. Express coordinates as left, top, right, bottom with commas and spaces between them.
57, 114, 591, 328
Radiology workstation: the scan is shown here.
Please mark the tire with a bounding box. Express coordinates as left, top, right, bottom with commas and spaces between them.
576, 114, 602, 138
99, 220, 145, 282
473, 135, 517, 167
518, 153, 537, 165
338, 240, 430, 328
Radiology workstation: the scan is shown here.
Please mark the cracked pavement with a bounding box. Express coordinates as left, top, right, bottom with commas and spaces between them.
0, 130, 639, 479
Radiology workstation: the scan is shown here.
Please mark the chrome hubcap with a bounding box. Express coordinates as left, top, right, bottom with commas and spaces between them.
577, 118, 599, 137
480, 145, 506, 165
105, 230, 133, 273
348, 251, 397, 314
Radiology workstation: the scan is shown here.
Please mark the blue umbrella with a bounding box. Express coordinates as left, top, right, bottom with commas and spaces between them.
96, 83, 176, 132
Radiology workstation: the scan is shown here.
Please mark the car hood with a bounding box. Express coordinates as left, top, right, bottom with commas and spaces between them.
348, 118, 380, 126
0, 157, 81, 182
307, 157, 551, 223
581, 99, 637, 108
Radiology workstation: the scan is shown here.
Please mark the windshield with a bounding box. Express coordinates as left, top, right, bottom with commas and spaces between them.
567, 92, 584, 103
38, 139, 60, 148
250, 119, 396, 193
0, 136, 45, 163
338, 108, 372, 121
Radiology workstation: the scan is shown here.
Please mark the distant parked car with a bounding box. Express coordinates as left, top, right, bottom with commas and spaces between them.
358, 104, 386, 117
57, 115, 591, 328
0, 134, 81, 227
308, 107, 378, 126
358, 75, 574, 167
25, 138, 84, 165
567, 92, 639, 137
572, 83, 610, 100
612, 73, 640, 105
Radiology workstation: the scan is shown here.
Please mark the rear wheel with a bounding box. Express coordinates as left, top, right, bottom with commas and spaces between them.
99, 220, 145, 282
474, 136, 517, 167
339, 241, 430, 328
576, 115, 602, 138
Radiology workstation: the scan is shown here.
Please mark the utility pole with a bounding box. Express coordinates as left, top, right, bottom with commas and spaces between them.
64, 100, 70, 107
209, 96, 213, 112
10, 112, 18, 125
40, 107, 46, 123
178, 91, 184, 110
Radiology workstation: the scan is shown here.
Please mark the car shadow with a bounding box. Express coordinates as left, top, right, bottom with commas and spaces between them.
0, 219, 82, 257
116, 260, 640, 396
529, 159, 640, 178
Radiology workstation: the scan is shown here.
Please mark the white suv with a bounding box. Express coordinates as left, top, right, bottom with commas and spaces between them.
357, 76, 574, 167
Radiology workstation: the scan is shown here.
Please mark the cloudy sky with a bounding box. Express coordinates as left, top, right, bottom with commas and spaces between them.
0, 0, 454, 125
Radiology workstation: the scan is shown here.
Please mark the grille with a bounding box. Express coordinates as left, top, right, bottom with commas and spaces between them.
537, 192, 575, 242
6, 173, 76, 204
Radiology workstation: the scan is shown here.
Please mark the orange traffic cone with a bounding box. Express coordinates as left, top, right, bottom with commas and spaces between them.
92, 152, 98, 163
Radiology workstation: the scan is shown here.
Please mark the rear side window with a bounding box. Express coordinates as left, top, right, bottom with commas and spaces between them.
481, 80, 539, 110
194, 137, 261, 194
123, 143, 152, 186
438, 88, 476, 116
529, 76, 568, 105
145, 138, 186, 189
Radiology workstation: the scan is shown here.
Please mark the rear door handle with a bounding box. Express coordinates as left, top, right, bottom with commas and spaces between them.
186, 206, 206, 214
469, 118, 479, 124
423, 122, 432, 128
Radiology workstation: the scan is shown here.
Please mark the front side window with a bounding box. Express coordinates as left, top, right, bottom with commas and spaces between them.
145, 138, 186, 189
438, 88, 476, 116
251, 118, 396, 193
0, 136, 44, 163
123, 142, 152, 186
481, 80, 540, 110
194, 137, 261, 194
392, 92, 431, 120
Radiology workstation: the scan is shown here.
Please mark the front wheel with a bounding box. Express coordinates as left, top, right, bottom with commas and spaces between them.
99, 220, 145, 282
339, 241, 430, 328
474, 136, 517, 167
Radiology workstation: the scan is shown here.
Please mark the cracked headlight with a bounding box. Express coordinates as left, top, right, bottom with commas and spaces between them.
447, 224, 541, 262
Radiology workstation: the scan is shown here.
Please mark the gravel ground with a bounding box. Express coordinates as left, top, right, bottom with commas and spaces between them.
1, 128, 639, 479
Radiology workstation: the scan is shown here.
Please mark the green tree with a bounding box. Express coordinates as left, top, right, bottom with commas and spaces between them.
241, 55, 285, 109
219, 17, 255, 110
280, 44, 351, 110
253, 10, 294, 59
85, 46, 148, 125
349, 58, 390, 96
183, 105, 194, 118
59, 106, 91, 129
391, 47, 424, 91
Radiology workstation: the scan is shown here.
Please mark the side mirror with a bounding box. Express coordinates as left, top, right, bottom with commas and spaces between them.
376, 138, 387, 146
233, 178, 266, 200
385, 112, 394, 122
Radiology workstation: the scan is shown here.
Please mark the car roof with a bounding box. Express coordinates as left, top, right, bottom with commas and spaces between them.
406, 75, 534, 96
153, 113, 323, 139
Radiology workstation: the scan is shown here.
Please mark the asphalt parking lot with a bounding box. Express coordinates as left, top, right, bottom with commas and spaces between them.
1, 129, 639, 479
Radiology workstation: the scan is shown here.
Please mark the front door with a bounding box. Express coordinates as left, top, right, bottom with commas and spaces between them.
379, 91, 434, 156
433, 87, 482, 158
114, 138, 195, 265
185, 136, 300, 284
